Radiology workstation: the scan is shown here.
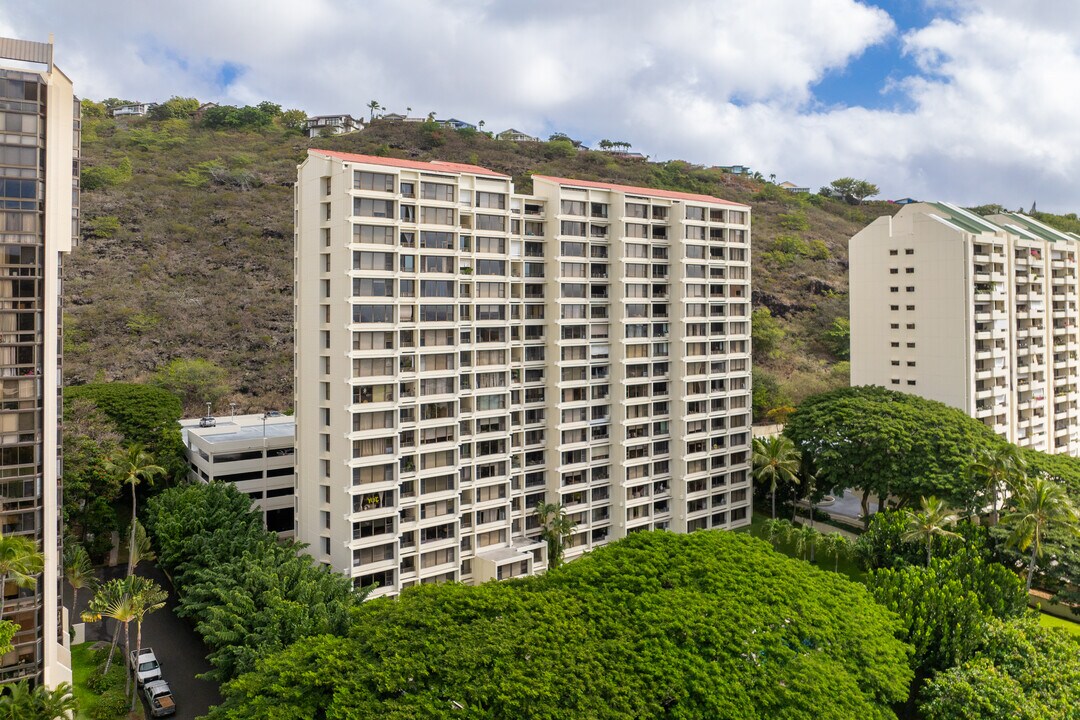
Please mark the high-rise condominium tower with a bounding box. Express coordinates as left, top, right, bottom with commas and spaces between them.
295, 150, 752, 596
851, 202, 1080, 454
0, 37, 78, 685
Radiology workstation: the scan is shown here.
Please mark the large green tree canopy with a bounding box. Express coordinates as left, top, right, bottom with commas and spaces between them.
209, 531, 912, 720
784, 386, 1003, 506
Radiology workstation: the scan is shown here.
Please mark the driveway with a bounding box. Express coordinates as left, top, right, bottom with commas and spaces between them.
72, 563, 223, 719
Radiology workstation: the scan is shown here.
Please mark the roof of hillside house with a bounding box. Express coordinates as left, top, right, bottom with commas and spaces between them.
532, 175, 749, 208
308, 149, 508, 178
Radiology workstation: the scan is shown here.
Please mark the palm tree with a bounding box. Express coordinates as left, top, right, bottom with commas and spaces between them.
63, 543, 96, 615
751, 436, 800, 520
968, 445, 1026, 524
367, 100, 382, 122
792, 526, 820, 562
0, 680, 78, 719
82, 577, 133, 674
0, 531, 43, 621
761, 518, 791, 547
127, 519, 155, 571
901, 496, 962, 565
106, 444, 164, 575
535, 502, 576, 569
794, 453, 819, 527
1004, 474, 1080, 593
128, 576, 168, 711
478, 120, 485, 132
820, 533, 852, 573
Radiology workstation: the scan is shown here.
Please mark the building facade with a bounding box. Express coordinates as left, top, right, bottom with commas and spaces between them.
179, 413, 296, 537
0, 37, 78, 686
294, 150, 752, 597
851, 202, 1080, 455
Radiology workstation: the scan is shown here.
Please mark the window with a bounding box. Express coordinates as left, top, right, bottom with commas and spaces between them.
353, 305, 394, 323
891, 378, 900, 384
353, 225, 394, 245
625, 243, 647, 258
476, 192, 506, 209
906, 323, 915, 329
561, 220, 586, 236
890, 287, 899, 293
686, 225, 705, 240
890, 323, 899, 329
905, 249, 915, 255
907, 361, 916, 367
890, 268, 899, 274
353, 251, 394, 271
420, 231, 454, 249
906, 286, 915, 292
891, 360, 900, 366
907, 380, 916, 386
890, 305, 899, 311
889, 249, 898, 256
400, 181, 415, 198
354, 171, 394, 192
421, 182, 455, 201
561, 200, 586, 216
906, 342, 916, 348
354, 411, 394, 431
476, 214, 505, 232
353, 357, 394, 377
906, 305, 915, 311
626, 223, 648, 238
476, 236, 505, 254
353, 278, 394, 297
354, 197, 394, 218
421, 206, 454, 225
419, 305, 454, 322
420, 280, 454, 297
625, 203, 648, 219
354, 331, 393, 350
905, 268, 915, 274
476, 259, 505, 275
686, 206, 705, 221
890, 341, 900, 347
561, 242, 586, 257
420, 255, 451, 273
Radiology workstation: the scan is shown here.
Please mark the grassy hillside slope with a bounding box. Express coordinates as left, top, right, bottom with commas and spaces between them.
70, 110, 897, 415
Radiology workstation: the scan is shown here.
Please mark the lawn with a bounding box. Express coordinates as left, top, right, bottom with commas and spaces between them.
1039, 612, 1080, 636
70, 642, 96, 720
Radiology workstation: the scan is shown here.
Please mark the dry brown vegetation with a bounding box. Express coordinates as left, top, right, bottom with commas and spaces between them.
71, 112, 900, 413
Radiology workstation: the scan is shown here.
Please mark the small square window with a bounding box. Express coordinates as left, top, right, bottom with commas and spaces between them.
891, 378, 900, 384
905, 249, 914, 255
907, 380, 916, 386
906, 268, 915, 274
890, 268, 899, 274
889, 249, 899, 256
890, 342, 900, 347
906, 323, 915, 329
890, 305, 899, 311
890, 323, 900, 329
891, 360, 900, 366
907, 361, 916, 367
890, 287, 899, 292
906, 286, 915, 292
907, 342, 916, 348
906, 305, 915, 311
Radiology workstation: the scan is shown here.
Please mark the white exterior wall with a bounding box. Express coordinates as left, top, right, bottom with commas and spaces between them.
295, 153, 752, 598
851, 203, 1080, 454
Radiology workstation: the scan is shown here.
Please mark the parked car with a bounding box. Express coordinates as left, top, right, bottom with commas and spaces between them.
144, 679, 176, 717
129, 647, 162, 685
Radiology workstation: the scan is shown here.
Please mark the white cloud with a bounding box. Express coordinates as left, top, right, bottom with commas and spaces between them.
2, 1, 1080, 210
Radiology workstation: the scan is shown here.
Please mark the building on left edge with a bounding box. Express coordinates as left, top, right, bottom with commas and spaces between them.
0, 37, 78, 687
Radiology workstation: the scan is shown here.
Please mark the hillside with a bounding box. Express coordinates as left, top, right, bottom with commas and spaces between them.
70, 107, 898, 416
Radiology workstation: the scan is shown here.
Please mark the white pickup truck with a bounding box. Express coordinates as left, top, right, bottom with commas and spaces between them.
129, 647, 162, 685
144, 679, 176, 717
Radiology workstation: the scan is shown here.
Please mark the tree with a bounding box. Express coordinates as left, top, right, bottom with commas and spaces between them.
150, 357, 230, 414
128, 576, 168, 711
784, 387, 1002, 524
867, 551, 1026, 679
751, 435, 800, 520
792, 525, 819, 561
598, 139, 613, 151
535, 502, 575, 569
828, 177, 880, 204
82, 577, 133, 675
207, 532, 912, 720
967, 445, 1026, 524
279, 109, 307, 131
1003, 474, 1080, 593
477, 120, 485, 132
902, 496, 963, 565
920, 618, 1080, 720
0, 681, 78, 719
0, 531, 43, 621
761, 518, 793, 547
819, 532, 852, 572
63, 543, 96, 615
751, 307, 785, 361
127, 519, 155, 571
824, 316, 850, 360
105, 444, 165, 576
367, 100, 382, 121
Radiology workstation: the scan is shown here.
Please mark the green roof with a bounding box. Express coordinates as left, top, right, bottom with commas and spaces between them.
929, 202, 1003, 235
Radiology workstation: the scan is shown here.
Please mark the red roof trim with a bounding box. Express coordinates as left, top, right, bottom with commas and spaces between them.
531, 174, 748, 208
309, 149, 509, 178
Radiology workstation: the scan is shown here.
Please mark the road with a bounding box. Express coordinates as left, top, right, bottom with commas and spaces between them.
71, 563, 223, 719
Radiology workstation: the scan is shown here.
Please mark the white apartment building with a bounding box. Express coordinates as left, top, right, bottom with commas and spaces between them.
294, 150, 752, 596
0, 37, 78, 686
851, 202, 1080, 455
179, 413, 296, 537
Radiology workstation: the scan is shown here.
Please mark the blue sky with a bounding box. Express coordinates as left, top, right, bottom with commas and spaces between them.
2, 0, 1079, 211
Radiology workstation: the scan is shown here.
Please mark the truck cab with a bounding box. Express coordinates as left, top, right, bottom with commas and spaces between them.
143, 679, 176, 717
130, 647, 162, 685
